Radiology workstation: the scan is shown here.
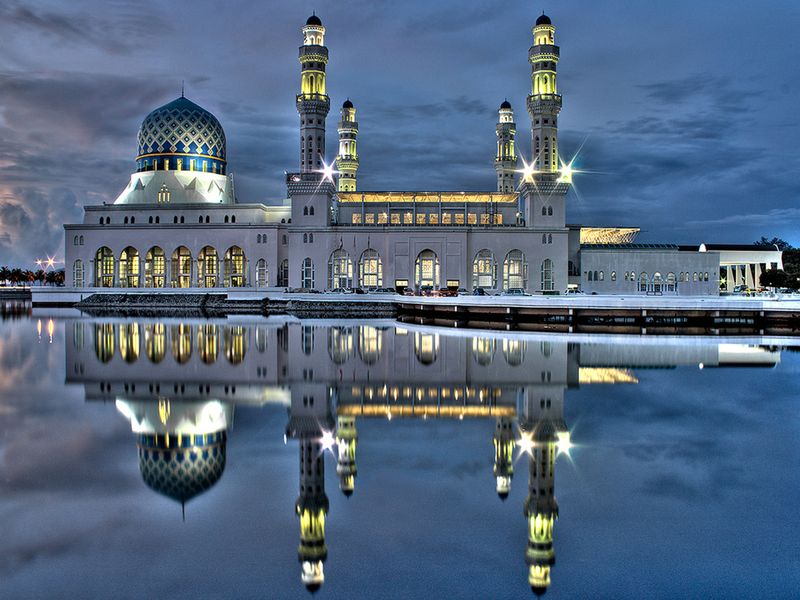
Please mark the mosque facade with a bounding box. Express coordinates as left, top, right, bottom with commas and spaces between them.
64, 13, 729, 296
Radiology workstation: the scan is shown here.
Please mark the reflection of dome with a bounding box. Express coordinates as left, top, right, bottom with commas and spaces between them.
136, 97, 227, 174
531, 585, 547, 596
137, 432, 226, 503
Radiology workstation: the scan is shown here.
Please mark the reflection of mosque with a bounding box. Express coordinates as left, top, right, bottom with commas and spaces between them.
65, 321, 781, 595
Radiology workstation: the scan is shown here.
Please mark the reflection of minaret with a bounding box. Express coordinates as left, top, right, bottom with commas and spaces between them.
286, 390, 335, 593
493, 416, 515, 500
519, 389, 569, 596
115, 399, 231, 517
336, 415, 358, 497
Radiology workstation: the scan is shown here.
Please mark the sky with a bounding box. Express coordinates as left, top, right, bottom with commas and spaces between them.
0, 0, 798, 267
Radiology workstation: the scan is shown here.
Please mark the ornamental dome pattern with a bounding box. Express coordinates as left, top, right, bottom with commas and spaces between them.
137, 431, 227, 503
136, 97, 227, 174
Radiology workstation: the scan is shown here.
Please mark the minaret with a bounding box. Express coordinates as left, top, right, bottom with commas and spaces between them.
493, 416, 515, 500
495, 100, 518, 193
335, 415, 358, 496
286, 387, 334, 593
336, 100, 359, 192
527, 13, 561, 174
519, 388, 569, 596
297, 13, 331, 173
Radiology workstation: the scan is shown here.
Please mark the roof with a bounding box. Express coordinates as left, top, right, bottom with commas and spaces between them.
581, 243, 679, 250
701, 244, 781, 252
579, 227, 640, 245
337, 191, 518, 204
536, 13, 552, 26
306, 13, 322, 26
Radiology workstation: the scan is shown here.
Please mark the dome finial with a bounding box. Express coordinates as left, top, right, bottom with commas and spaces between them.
181, 80, 185, 98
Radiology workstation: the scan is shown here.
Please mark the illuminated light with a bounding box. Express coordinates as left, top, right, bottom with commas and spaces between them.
284, 433, 288, 444
46, 256, 55, 269
37, 319, 42, 338
515, 155, 538, 183
557, 157, 575, 184
556, 431, 573, 456
47, 319, 54, 343
319, 429, 336, 452
698, 363, 704, 370
387, 411, 392, 421
316, 157, 339, 184
516, 431, 535, 457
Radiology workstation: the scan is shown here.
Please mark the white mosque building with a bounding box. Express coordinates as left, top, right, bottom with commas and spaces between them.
63, 13, 780, 296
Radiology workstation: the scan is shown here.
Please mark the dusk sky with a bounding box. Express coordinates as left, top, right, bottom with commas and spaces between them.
1, 0, 798, 267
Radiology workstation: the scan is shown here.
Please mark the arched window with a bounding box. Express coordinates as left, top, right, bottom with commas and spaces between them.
79, 235, 84, 245
256, 259, 268, 288
359, 249, 383, 288
542, 233, 547, 244
328, 249, 353, 289
503, 250, 528, 290
119, 247, 140, 288
144, 246, 165, 288
171, 246, 192, 288
224, 215, 229, 223
599, 271, 604, 281
693, 272, 698, 282
197, 246, 219, 288
303, 233, 308, 243
205, 216, 210, 224
472, 337, 496, 366
639, 272, 649, 292
414, 332, 439, 365
230, 215, 235, 223
73, 235, 79, 246
540, 258, 554, 291
542, 206, 547, 216
352, 325, 380, 366
653, 272, 663, 292
548, 206, 553, 216
328, 327, 354, 364
611, 271, 617, 282
472, 249, 496, 289
301, 258, 315, 289
155, 217, 160, 224
179, 216, 184, 224
73, 260, 84, 288
414, 249, 440, 289
588, 271, 593, 281
157, 184, 170, 203
278, 259, 289, 287
667, 272, 676, 292
124, 217, 129, 224
171, 324, 192, 364
303, 206, 308, 216
309, 206, 315, 216
502, 339, 526, 366
223, 246, 246, 287
309, 233, 314, 243
199, 216, 203, 224
95, 247, 115, 287
548, 233, 552, 243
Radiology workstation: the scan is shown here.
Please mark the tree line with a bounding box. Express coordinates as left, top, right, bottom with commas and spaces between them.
0, 267, 65, 287
754, 237, 799, 289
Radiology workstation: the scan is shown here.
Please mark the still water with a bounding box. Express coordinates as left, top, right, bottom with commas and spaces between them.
1, 317, 798, 599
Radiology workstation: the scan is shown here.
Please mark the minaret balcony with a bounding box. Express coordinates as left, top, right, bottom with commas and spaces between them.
299, 45, 329, 61
527, 94, 562, 112
529, 45, 560, 60
296, 95, 331, 113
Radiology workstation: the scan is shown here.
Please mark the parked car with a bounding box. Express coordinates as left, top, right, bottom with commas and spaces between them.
501, 288, 530, 296
564, 289, 585, 295
457, 287, 470, 296
473, 287, 488, 296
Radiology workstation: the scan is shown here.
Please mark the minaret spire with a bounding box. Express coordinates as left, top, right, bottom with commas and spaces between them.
335, 99, 359, 192
297, 14, 331, 173
495, 100, 518, 193
527, 13, 561, 173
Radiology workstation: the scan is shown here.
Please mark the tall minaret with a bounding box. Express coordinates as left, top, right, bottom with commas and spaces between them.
527, 13, 561, 174
335, 414, 358, 496
335, 100, 359, 192
297, 13, 331, 173
495, 100, 518, 193
493, 416, 515, 500
519, 387, 570, 596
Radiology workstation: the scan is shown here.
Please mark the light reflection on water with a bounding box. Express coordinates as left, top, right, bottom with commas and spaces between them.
2, 318, 799, 599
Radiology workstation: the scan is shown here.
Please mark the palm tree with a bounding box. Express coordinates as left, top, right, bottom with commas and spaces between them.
0, 266, 9, 286
54, 269, 65, 286
34, 269, 46, 286
10, 268, 23, 286
24, 270, 35, 287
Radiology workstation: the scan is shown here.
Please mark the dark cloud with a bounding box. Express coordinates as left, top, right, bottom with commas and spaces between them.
1, 0, 799, 265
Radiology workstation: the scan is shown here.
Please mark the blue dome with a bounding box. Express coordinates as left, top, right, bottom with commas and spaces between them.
137, 431, 227, 503
136, 96, 227, 174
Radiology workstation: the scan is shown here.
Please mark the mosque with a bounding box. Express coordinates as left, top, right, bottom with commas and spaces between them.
61, 11, 779, 298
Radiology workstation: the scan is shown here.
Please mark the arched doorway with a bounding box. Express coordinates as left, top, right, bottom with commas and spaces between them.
95, 247, 115, 287
328, 249, 353, 289
472, 249, 496, 289
171, 247, 192, 288
414, 249, 439, 289
255, 259, 268, 288
503, 250, 527, 290
144, 247, 165, 288
197, 246, 219, 288
223, 246, 246, 287
358, 249, 382, 289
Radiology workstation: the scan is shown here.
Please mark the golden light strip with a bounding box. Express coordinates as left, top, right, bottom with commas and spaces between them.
337, 404, 516, 418
578, 368, 639, 384
338, 192, 518, 204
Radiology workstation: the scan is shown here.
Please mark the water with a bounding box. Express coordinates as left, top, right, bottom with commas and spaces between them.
1, 317, 798, 599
